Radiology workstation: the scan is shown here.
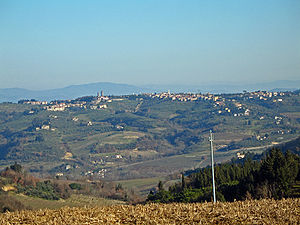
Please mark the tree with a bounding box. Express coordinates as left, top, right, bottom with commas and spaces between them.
158, 181, 163, 191
10, 162, 22, 173
181, 173, 186, 190
259, 148, 299, 198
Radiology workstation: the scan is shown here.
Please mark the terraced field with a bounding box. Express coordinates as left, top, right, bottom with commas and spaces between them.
0, 198, 299, 224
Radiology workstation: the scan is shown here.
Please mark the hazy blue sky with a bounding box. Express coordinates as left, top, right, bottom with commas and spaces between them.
0, 0, 299, 90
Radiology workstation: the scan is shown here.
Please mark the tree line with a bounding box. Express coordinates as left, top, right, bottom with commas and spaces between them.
147, 148, 300, 203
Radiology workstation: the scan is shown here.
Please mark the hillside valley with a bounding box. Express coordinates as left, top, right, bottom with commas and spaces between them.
0, 90, 300, 181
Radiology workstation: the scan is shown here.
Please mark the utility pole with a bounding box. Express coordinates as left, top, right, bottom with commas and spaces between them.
209, 130, 216, 203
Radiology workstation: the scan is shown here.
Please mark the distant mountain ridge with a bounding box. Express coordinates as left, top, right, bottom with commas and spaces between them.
0, 80, 299, 103
142, 80, 300, 94
0, 82, 151, 103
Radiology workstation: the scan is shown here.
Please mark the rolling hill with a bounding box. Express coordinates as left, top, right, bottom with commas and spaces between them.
0, 90, 299, 181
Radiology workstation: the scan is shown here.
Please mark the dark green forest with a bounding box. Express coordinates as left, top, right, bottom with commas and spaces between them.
147, 148, 300, 203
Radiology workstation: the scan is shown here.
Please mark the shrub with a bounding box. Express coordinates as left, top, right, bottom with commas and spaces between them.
0, 193, 27, 212
69, 183, 82, 190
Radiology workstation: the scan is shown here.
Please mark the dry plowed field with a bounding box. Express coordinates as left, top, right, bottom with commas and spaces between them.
1, 198, 299, 224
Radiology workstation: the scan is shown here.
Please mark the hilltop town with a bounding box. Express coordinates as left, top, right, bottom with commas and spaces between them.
19, 90, 288, 116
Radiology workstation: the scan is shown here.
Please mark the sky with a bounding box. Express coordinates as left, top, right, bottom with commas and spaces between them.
0, 0, 299, 90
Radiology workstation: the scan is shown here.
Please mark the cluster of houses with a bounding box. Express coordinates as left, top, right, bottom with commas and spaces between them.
83, 168, 107, 178
44, 102, 86, 111
147, 90, 287, 101
56, 167, 107, 179
274, 116, 283, 125
35, 124, 56, 131
18, 91, 111, 112
246, 91, 285, 101
146, 90, 287, 103
18, 99, 48, 105
145, 92, 253, 116
144, 90, 290, 118
54, 152, 125, 179
145, 92, 216, 102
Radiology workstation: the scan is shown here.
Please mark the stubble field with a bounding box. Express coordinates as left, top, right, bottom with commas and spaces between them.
0, 198, 299, 224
